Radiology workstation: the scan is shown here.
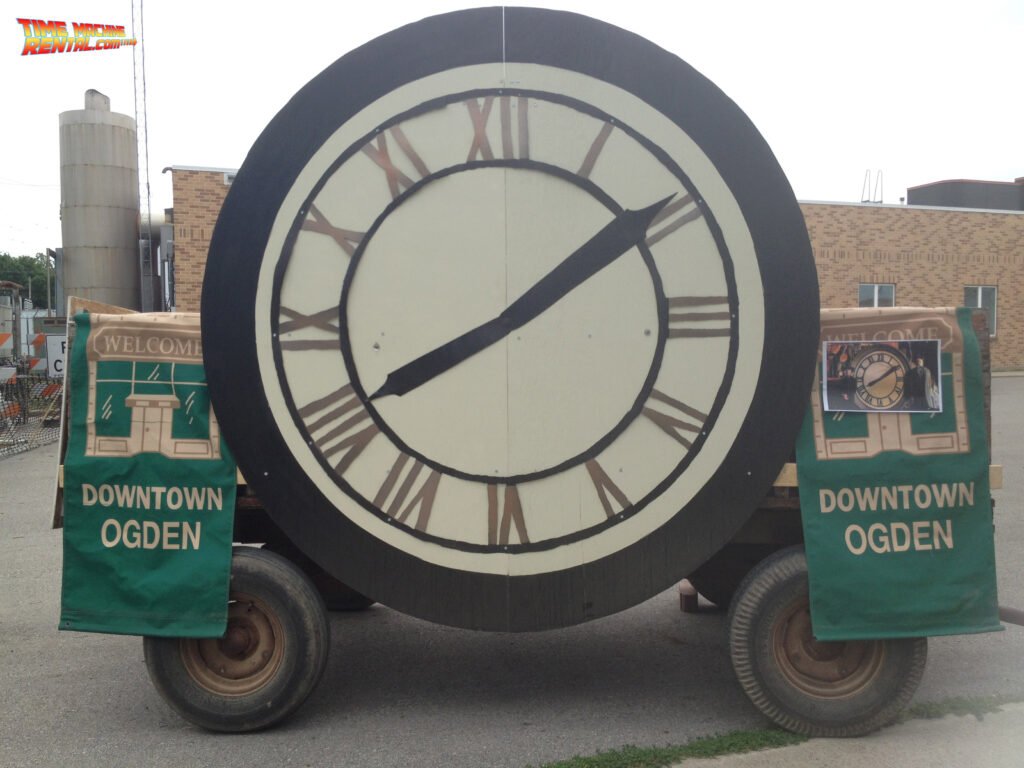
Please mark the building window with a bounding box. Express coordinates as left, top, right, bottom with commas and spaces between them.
859, 283, 895, 307
964, 286, 997, 336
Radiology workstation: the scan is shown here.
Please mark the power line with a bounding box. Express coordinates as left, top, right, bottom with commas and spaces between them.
0, 177, 59, 189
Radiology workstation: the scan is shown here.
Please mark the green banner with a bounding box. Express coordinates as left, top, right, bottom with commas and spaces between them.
796, 307, 1000, 640
60, 312, 235, 637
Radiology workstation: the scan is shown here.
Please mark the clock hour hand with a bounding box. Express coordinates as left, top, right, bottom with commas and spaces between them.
865, 363, 902, 388
369, 195, 673, 401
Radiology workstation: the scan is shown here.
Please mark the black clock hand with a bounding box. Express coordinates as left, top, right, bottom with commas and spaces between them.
369, 195, 673, 400
865, 363, 902, 388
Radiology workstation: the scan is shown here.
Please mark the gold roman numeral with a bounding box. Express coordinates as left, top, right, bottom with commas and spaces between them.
642, 389, 707, 449
277, 305, 340, 351
301, 203, 364, 256
487, 484, 529, 545
299, 384, 379, 476
585, 459, 631, 518
464, 95, 530, 162
667, 296, 731, 339
362, 126, 430, 199
373, 453, 441, 532
645, 195, 703, 248
279, 305, 337, 334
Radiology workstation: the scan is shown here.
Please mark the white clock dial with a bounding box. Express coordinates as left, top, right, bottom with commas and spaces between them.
260, 79, 755, 565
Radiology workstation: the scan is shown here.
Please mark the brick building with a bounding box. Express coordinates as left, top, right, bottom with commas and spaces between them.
168, 167, 1024, 369
804, 200, 1024, 369
166, 166, 236, 314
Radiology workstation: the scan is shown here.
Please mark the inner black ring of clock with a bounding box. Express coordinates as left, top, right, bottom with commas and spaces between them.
271, 88, 742, 549
341, 159, 673, 482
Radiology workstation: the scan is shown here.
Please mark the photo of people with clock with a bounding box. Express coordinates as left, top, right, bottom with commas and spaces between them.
823, 339, 942, 413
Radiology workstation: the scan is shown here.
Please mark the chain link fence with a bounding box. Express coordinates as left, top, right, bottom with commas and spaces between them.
0, 370, 63, 459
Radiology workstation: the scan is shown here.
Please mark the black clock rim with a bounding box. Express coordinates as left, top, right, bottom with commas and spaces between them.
201, 6, 820, 631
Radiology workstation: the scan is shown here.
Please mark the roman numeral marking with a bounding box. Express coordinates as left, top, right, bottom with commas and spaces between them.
465, 97, 496, 161
577, 122, 613, 179
667, 296, 732, 339
585, 459, 631, 518
279, 306, 338, 335
277, 304, 340, 351
300, 384, 379, 475
464, 95, 530, 162
362, 126, 430, 199
301, 204, 364, 256
487, 484, 529, 545
374, 453, 441, 532
642, 389, 707, 449
503, 96, 530, 159
645, 195, 702, 248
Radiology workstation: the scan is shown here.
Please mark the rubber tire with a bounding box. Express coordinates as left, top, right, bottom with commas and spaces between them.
143, 547, 330, 732
262, 540, 375, 612
728, 546, 927, 737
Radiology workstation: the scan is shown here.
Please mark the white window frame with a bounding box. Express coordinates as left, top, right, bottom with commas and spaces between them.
964, 285, 997, 337
858, 283, 895, 308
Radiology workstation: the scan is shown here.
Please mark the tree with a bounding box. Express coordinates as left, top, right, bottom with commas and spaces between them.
0, 252, 52, 309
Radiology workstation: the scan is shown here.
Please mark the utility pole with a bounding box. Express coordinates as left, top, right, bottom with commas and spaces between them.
132, 0, 154, 311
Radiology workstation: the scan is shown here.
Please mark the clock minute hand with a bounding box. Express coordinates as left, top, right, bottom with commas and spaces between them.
368, 195, 673, 401
865, 363, 902, 388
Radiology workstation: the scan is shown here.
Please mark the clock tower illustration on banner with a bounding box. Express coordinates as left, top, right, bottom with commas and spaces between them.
201, 7, 819, 631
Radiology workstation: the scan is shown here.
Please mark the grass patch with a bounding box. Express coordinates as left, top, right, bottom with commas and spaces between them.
902, 692, 1024, 723
530, 693, 1024, 768
528, 729, 806, 768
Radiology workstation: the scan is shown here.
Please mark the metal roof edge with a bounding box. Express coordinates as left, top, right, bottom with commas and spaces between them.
162, 165, 239, 174
798, 199, 1024, 216
908, 178, 1023, 191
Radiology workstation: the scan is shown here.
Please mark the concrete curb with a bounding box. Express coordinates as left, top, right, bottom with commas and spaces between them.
672, 702, 1024, 767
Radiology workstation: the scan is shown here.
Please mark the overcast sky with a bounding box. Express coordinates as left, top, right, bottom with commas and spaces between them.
2, 0, 1020, 257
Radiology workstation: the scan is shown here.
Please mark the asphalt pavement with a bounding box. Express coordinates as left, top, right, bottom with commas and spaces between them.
1, 377, 1022, 768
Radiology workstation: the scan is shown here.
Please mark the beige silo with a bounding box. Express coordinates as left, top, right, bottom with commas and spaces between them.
59, 89, 141, 309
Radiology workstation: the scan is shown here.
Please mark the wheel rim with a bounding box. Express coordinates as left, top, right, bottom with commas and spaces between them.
180, 592, 285, 697
772, 595, 885, 698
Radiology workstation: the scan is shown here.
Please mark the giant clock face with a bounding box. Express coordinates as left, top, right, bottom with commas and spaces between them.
203, 8, 819, 630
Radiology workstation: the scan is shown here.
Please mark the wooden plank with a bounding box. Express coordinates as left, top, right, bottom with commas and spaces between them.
67, 297, 137, 317
62, 463, 1001, 493
773, 463, 799, 487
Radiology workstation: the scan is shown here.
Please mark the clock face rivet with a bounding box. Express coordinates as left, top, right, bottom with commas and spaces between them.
202, 7, 818, 630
